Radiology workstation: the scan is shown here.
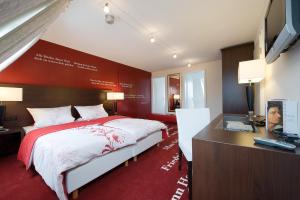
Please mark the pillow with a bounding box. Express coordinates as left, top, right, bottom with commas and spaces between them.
27, 106, 75, 128
23, 126, 37, 134
74, 104, 108, 120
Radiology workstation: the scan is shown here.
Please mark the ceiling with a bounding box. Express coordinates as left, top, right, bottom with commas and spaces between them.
42, 0, 268, 72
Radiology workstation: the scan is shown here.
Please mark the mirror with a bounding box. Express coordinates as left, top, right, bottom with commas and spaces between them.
167, 73, 181, 112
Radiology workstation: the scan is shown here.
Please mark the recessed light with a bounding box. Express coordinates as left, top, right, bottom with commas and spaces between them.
187, 63, 192, 67
104, 3, 110, 14
173, 54, 177, 59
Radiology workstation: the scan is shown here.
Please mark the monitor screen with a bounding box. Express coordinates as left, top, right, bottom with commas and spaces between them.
265, 0, 286, 54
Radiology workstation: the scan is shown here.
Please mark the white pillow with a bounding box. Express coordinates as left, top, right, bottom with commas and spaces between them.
27, 106, 75, 128
22, 125, 37, 134
74, 104, 108, 120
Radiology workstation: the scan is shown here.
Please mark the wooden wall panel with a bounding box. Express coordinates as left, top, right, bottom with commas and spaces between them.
221, 42, 254, 114
1, 84, 111, 128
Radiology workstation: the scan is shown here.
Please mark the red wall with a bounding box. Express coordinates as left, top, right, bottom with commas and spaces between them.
0, 40, 151, 118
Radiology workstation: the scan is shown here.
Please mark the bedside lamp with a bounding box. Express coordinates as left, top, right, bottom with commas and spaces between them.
0, 87, 23, 127
107, 92, 124, 115
173, 94, 180, 109
238, 59, 265, 118
173, 94, 180, 100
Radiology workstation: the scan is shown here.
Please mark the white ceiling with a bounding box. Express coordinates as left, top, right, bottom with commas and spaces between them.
42, 0, 268, 72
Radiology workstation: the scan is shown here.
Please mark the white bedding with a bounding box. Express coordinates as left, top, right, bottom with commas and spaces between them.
23, 118, 167, 138
30, 124, 136, 200
103, 118, 167, 140
23, 117, 166, 200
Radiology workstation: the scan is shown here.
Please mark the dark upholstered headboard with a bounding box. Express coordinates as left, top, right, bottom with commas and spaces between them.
1, 84, 113, 128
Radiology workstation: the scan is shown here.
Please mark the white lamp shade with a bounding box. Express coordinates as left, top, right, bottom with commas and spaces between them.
173, 94, 180, 100
238, 59, 265, 84
0, 87, 23, 101
107, 92, 124, 100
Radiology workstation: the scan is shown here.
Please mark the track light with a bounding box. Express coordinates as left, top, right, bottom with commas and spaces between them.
173, 54, 177, 59
105, 14, 115, 24
150, 36, 156, 43
104, 3, 110, 14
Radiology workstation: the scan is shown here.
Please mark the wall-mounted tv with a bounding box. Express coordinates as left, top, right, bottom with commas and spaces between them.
265, 0, 300, 64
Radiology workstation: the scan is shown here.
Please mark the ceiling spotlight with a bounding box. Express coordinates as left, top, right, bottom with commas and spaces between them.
104, 3, 110, 14
105, 14, 115, 24
173, 54, 177, 59
187, 63, 192, 67
150, 36, 156, 43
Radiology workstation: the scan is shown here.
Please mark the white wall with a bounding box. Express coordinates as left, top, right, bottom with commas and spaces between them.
152, 60, 222, 120
254, 1, 300, 129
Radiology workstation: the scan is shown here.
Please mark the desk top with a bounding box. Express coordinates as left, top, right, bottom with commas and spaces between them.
193, 114, 300, 155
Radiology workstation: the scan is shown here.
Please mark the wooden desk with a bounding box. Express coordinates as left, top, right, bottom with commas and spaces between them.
192, 114, 300, 200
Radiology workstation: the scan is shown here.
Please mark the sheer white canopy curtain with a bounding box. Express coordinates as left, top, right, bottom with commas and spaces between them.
0, 0, 71, 71
182, 71, 205, 109
152, 76, 166, 114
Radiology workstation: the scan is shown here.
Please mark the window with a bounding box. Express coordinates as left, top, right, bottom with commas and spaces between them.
182, 71, 205, 108
152, 76, 166, 114
0, 35, 40, 71
0, 0, 70, 71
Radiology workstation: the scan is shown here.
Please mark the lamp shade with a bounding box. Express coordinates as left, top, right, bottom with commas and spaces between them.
107, 92, 124, 100
238, 59, 265, 84
0, 87, 23, 101
173, 94, 180, 100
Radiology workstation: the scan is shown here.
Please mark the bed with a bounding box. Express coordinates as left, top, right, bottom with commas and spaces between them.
1, 84, 166, 200
20, 117, 165, 200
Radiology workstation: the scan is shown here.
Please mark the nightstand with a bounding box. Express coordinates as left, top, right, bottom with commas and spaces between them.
0, 128, 22, 156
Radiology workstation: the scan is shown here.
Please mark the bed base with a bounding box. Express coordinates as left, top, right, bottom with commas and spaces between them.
65, 145, 133, 194
132, 131, 162, 157
66, 130, 162, 197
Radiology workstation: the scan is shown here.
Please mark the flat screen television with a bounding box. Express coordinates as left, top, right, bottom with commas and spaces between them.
265, 0, 300, 64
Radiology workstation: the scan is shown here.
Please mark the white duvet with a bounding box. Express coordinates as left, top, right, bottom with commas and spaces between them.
103, 118, 167, 140
30, 124, 136, 200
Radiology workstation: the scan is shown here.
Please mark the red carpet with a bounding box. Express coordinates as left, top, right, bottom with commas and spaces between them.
0, 123, 188, 200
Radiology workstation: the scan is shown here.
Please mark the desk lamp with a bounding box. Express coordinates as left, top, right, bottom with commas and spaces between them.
238, 59, 265, 119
